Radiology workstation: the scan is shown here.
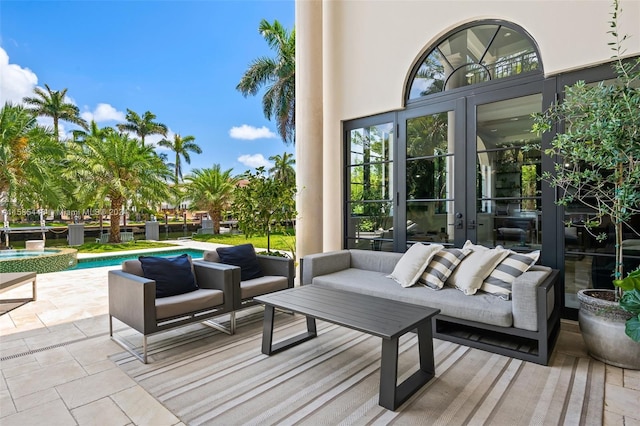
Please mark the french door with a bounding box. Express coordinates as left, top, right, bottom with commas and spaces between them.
399, 81, 543, 252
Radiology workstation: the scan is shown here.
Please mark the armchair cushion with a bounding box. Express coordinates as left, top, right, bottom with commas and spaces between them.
216, 243, 264, 281
139, 254, 198, 298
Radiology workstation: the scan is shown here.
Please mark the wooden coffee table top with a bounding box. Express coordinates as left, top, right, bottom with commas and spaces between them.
255, 285, 439, 340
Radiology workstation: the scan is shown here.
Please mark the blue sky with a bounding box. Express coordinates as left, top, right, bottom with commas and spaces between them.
0, 0, 295, 175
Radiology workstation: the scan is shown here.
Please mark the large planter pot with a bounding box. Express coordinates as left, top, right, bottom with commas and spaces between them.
577, 289, 640, 370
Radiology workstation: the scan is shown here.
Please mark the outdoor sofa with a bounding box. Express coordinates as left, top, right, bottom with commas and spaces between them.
301, 243, 561, 365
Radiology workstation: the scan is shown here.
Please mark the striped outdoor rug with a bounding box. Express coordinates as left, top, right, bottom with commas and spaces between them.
113, 312, 605, 425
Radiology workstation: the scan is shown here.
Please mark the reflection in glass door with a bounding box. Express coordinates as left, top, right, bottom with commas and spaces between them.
403, 100, 464, 248
345, 120, 394, 251
472, 94, 542, 251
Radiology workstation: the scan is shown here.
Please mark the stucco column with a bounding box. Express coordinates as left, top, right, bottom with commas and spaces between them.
295, 0, 324, 260
321, 0, 343, 251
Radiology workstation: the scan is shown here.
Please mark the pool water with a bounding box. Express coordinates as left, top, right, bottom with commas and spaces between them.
0, 249, 61, 260
70, 248, 205, 270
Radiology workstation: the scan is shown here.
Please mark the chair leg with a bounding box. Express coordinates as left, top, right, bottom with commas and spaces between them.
110, 331, 149, 364
230, 311, 236, 334
203, 313, 234, 335
142, 336, 147, 364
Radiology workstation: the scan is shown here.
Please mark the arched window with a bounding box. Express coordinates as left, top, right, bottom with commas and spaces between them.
407, 22, 541, 100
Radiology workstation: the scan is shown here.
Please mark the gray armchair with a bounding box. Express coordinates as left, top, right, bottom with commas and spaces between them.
199, 250, 295, 332
108, 257, 234, 363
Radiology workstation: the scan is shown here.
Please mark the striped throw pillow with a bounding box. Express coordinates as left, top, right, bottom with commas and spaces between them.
481, 250, 540, 300
418, 248, 472, 289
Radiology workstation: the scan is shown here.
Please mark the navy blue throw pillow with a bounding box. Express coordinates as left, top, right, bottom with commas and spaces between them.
139, 254, 198, 298
216, 243, 264, 281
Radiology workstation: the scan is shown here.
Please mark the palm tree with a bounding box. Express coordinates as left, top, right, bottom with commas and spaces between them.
117, 109, 168, 147
66, 132, 171, 243
157, 134, 202, 182
0, 102, 64, 210
72, 120, 114, 144
22, 84, 89, 141
269, 152, 295, 187
237, 19, 295, 144
183, 165, 238, 234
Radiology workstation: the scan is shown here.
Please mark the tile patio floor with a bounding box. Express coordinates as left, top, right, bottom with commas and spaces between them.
0, 240, 638, 425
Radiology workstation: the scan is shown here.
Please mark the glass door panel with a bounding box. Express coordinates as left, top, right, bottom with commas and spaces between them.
345, 122, 394, 251
405, 109, 457, 247
473, 93, 542, 250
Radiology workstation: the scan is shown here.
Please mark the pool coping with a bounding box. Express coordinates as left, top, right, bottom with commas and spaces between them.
77, 245, 192, 259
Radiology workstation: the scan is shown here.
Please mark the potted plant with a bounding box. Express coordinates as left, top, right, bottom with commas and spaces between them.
533, 0, 640, 368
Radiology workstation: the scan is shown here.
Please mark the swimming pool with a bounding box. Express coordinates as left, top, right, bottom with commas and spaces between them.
70, 248, 205, 270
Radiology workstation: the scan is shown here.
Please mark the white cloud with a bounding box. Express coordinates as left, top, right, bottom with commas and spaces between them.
229, 124, 277, 140
238, 154, 272, 169
0, 47, 38, 105
81, 103, 125, 123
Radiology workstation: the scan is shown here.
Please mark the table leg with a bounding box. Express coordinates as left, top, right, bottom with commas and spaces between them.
261, 305, 317, 356
378, 321, 435, 411
261, 305, 276, 355
379, 336, 399, 410
417, 321, 435, 376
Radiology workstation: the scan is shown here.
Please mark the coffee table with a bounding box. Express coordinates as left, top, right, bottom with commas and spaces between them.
254, 285, 440, 410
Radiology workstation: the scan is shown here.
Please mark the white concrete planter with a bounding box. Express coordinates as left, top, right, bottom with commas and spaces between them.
25, 240, 45, 251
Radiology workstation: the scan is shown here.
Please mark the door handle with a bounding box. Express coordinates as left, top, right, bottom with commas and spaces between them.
455, 212, 464, 229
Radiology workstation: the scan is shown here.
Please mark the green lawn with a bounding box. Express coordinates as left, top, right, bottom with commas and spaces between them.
194, 232, 295, 252
71, 240, 181, 253
10, 228, 295, 254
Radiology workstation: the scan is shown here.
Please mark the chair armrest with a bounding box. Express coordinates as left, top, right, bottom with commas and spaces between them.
301, 250, 351, 285
108, 270, 157, 334
257, 255, 295, 289
512, 267, 557, 331
192, 261, 237, 312
193, 260, 239, 311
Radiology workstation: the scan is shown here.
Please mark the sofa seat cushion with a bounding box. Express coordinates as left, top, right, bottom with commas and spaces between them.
312, 268, 513, 327
241, 275, 288, 300
156, 288, 224, 320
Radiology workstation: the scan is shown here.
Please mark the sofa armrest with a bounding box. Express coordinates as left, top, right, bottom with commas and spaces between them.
301, 250, 351, 285
257, 255, 295, 289
512, 266, 557, 331
192, 261, 237, 312
108, 270, 157, 334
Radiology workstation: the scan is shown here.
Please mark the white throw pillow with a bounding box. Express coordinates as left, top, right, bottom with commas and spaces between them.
387, 243, 443, 288
481, 250, 540, 299
446, 240, 509, 295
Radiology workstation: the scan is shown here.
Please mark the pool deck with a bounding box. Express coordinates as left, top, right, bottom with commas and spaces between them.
0, 240, 638, 425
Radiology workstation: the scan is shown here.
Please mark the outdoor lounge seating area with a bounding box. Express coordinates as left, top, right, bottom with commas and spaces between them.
0, 241, 640, 425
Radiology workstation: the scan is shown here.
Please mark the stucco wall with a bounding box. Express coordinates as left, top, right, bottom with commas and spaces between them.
320, 0, 639, 251
326, 0, 640, 120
